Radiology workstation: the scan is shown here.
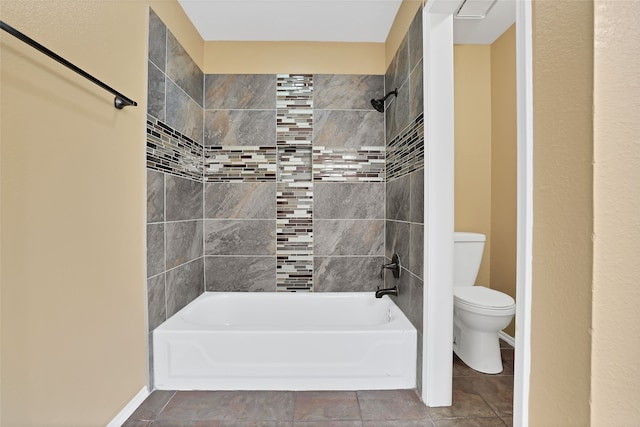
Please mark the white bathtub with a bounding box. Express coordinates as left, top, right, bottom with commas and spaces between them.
153, 292, 417, 391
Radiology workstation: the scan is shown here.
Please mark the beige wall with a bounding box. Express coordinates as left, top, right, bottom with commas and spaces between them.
0, 1, 201, 425
204, 41, 385, 74
529, 1, 594, 425
592, 0, 640, 423
489, 25, 517, 337
453, 30, 518, 321
453, 45, 493, 286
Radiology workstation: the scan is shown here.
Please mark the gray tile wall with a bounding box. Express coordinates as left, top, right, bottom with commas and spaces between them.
146, 8, 206, 386
384, 5, 425, 391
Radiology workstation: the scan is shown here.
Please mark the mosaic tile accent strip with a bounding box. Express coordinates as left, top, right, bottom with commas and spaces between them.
276, 182, 313, 291
386, 113, 425, 181
278, 147, 312, 182
312, 147, 386, 182
146, 115, 203, 181
277, 74, 313, 146
204, 146, 277, 182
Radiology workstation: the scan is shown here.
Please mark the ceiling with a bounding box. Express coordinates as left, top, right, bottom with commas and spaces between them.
177, 0, 403, 43
178, 0, 515, 45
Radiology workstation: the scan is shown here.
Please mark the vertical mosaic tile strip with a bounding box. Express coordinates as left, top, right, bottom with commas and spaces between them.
275, 74, 314, 291
276, 74, 313, 146
146, 115, 203, 181
203, 147, 277, 182
386, 114, 425, 181
312, 147, 386, 182
278, 147, 312, 182
277, 182, 314, 291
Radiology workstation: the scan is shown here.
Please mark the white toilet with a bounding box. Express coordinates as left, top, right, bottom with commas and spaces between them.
453, 232, 516, 374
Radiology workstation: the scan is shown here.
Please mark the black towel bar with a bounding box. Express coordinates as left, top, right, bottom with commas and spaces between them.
0, 20, 137, 110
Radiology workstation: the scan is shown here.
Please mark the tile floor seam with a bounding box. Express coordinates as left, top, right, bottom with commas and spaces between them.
155, 390, 176, 420
355, 390, 364, 421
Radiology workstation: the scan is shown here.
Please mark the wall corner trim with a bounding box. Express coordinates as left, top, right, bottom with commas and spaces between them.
106, 386, 150, 427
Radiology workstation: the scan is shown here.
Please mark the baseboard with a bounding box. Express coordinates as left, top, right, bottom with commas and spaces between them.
106, 385, 149, 427
498, 330, 515, 348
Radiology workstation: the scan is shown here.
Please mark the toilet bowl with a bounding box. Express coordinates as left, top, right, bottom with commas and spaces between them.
453, 285, 515, 374
453, 232, 516, 374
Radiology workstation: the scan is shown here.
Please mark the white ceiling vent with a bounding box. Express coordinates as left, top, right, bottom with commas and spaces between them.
455, 0, 498, 19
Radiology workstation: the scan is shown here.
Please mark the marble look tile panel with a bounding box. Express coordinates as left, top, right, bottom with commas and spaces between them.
165, 174, 203, 221
147, 223, 165, 277
165, 79, 204, 145
314, 182, 385, 219
386, 114, 425, 181
204, 110, 276, 147
410, 59, 424, 122
385, 83, 410, 143
204, 146, 277, 182
147, 61, 165, 121
386, 33, 409, 100
165, 220, 203, 270
205, 74, 276, 109
166, 31, 203, 107
408, 6, 424, 73
205, 182, 276, 219
166, 257, 204, 317
147, 273, 166, 331
426, 377, 497, 420
314, 220, 384, 256
147, 169, 165, 223
410, 168, 425, 224
314, 110, 384, 148
314, 74, 384, 110
278, 147, 312, 182
357, 389, 429, 421
390, 269, 423, 334
205, 256, 276, 292
312, 147, 385, 182
277, 74, 313, 146
148, 9, 166, 72
293, 391, 360, 421
146, 116, 203, 182
386, 220, 410, 267
386, 173, 411, 222
204, 220, 276, 255
409, 223, 424, 279
313, 257, 384, 292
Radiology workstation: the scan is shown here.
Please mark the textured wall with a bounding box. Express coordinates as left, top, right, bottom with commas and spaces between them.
490, 25, 517, 337
529, 1, 594, 425
453, 44, 492, 286
592, 0, 640, 423
0, 0, 197, 424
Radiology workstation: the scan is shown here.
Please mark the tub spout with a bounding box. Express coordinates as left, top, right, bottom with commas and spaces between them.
375, 285, 398, 298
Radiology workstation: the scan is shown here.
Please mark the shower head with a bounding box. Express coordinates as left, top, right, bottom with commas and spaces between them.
370, 89, 398, 113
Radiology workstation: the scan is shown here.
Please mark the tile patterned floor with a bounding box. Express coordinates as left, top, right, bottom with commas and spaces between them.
125, 342, 514, 427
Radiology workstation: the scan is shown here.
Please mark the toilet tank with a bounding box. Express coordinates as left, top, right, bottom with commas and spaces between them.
453, 232, 486, 287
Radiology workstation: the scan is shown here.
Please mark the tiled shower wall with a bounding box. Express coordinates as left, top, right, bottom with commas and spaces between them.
146, 8, 388, 321
384, 6, 426, 388
145, 5, 425, 388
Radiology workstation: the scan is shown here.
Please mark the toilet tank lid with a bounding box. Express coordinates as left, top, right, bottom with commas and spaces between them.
454, 232, 486, 242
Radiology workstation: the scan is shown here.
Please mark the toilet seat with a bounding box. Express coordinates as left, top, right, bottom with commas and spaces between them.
454, 286, 515, 314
